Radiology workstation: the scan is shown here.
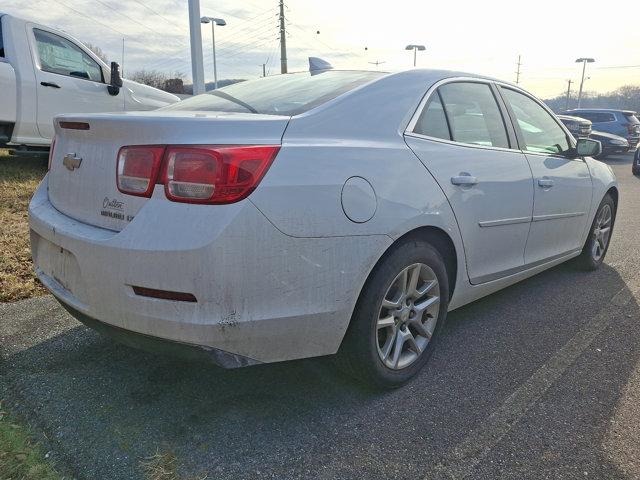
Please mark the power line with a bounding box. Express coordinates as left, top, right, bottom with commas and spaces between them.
51, 0, 126, 36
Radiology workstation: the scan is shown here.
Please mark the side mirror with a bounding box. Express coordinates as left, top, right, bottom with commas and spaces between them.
575, 138, 602, 158
108, 61, 123, 96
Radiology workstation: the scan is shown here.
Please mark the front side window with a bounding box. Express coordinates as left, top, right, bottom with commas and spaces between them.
33, 29, 103, 82
413, 92, 450, 140
437, 82, 510, 148
502, 88, 570, 155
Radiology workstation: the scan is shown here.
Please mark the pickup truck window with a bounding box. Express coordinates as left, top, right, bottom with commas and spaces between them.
33, 29, 103, 83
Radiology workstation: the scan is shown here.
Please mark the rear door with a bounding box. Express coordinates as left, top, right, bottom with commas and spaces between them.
499, 86, 592, 264
405, 80, 534, 284
27, 25, 122, 140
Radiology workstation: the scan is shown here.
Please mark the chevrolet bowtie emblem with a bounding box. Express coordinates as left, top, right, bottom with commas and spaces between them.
63, 153, 82, 171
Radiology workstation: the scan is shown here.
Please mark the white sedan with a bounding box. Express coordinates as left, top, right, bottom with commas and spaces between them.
30, 68, 617, 388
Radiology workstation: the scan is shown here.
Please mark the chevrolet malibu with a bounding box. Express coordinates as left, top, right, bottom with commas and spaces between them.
30, 69, 617, 388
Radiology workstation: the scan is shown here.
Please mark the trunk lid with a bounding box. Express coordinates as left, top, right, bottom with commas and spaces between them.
48, 111, 289, 231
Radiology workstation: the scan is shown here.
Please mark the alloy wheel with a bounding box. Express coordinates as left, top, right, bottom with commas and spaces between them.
592, 204, 612, 262
376, 263, 440, 370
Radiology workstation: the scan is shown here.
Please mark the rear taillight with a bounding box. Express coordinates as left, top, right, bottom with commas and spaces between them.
116, 146, 165, 197
115, 144, 279, 204
47, 137, 56, 171
162, 145, 279, 204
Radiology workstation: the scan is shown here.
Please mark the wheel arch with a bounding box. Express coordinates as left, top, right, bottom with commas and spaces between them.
338, 225, 458, 356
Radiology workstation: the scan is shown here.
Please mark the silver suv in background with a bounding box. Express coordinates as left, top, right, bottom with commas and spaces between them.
557, 114, 592, 138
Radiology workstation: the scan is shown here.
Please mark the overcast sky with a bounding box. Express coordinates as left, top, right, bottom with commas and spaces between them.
4, 0, 640, 98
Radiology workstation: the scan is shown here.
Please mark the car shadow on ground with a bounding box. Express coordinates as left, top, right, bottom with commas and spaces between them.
2, 261, 640, 480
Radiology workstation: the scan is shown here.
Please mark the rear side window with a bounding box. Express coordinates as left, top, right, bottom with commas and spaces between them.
161, 70, 384, 116
33, 29, 103, 82
579, 112, 615, 123
437, 82, 509, 149
502, 88, 570, 155
413, 92, 450, 140
0, 17, 4, 57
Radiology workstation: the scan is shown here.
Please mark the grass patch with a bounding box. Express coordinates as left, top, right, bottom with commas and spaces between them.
0, 402, 63, 480
0, 149, 48, 302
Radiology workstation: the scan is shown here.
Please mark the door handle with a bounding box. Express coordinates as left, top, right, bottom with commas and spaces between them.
451, 173, 478, 186
40, 81, 61, 88
538, 178, 554, 188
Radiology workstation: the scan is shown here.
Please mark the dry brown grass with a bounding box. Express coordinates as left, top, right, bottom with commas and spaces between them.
140, 450, 207, 480
0, 149, 48, 302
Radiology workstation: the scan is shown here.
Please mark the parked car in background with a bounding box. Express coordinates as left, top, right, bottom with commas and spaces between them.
0, 13, 180, 151
633, 147, 640, 175
589, 130, 629, 158
557, 114, 592, 138
30, 69, 617, 388
563, 109, 640, 151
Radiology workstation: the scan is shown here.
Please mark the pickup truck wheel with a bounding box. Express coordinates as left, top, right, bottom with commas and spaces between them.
574, 194, 616, 271
338, 239, 449, 389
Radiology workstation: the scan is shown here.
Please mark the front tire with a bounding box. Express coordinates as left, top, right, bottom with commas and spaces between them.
339, 238, 449, 389
574, 194, 616, 270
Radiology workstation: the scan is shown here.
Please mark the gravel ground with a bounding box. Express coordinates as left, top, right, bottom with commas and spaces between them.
1, 153, 639, 480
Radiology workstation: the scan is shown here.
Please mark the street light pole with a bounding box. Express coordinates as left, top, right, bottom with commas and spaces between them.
188, 0, 205, 95
575, 57, 595, 108
201, 16, 226, 90
405, 44, 426, 67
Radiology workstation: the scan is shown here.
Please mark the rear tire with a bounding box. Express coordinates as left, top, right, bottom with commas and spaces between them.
574, 194, 616, 271
633, 154, 640, 176
338, 238, 449, 389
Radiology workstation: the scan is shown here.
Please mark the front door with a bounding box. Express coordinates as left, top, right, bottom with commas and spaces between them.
405, 81, 534, 284
28, 25, 122, 140
499, 87, 592, 264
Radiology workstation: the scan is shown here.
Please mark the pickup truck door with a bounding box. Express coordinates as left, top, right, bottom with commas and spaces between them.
405, 80, 534, 284
27, 25, 123, 140
498, 86, 592, 264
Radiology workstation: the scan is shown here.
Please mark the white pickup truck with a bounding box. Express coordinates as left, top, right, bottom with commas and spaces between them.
0, 13, 180, 150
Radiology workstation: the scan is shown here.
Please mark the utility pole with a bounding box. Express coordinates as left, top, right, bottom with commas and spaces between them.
261, 63, 266, 77
279, 0, 287, 73
565, 79, 572, 110
188, 0, 206, 95
515, 55, 522, 84
121, 38, 125, 76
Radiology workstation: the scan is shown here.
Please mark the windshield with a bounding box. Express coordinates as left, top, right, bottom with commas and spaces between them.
161, 70, 385, 116
623, 112, 640, 124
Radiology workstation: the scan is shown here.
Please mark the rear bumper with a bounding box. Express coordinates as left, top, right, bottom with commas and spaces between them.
29, 176, 390, 364
56, 300, 259, 368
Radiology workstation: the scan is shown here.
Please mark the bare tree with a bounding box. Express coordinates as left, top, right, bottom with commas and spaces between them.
129, 70, 186, 93
83, 42, 109, 63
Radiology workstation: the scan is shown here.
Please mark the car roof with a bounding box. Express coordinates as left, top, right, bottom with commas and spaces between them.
568, 108, 635, 114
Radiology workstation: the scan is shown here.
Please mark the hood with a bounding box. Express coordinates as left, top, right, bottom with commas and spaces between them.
590, 130, 628, 142
557, 114, 591, 125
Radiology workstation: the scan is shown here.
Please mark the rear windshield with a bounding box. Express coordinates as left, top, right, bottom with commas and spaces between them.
161, 70, 384, 116
623, 112, 640, 124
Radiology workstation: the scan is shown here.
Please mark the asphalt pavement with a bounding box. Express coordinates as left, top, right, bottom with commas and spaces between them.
1, 153, 640, 480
